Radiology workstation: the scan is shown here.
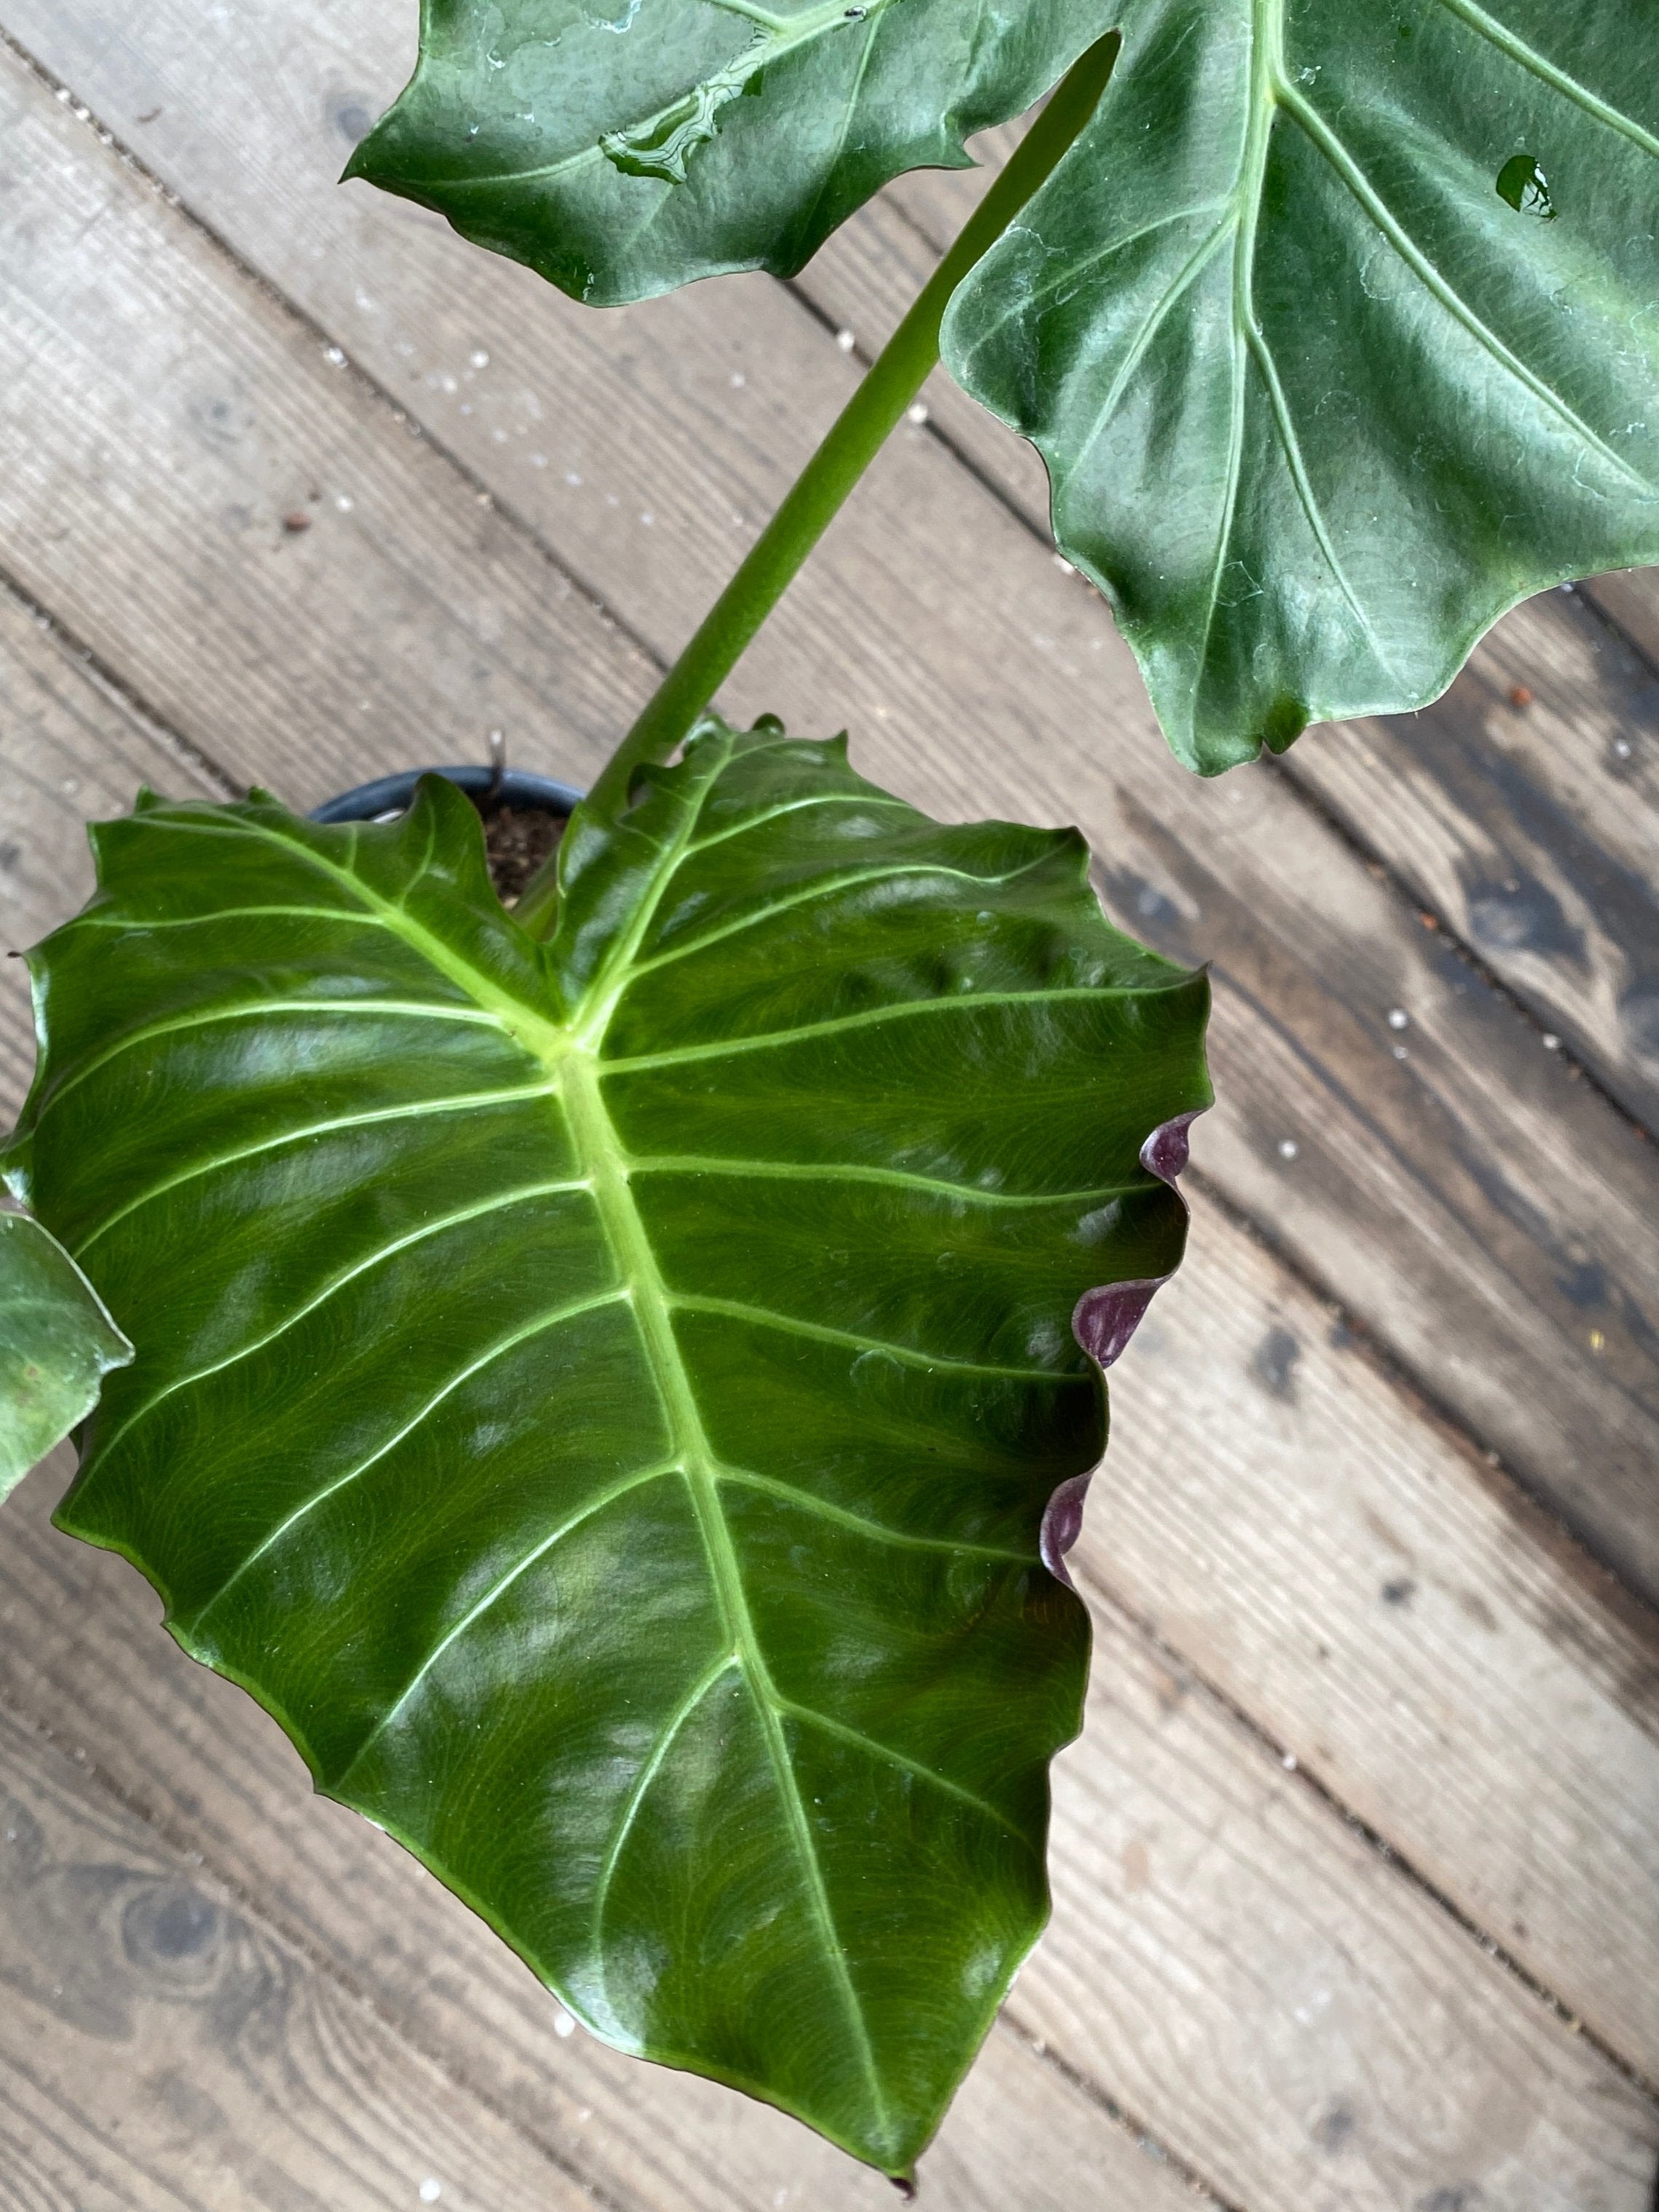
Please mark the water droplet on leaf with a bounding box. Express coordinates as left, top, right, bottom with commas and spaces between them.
1496, 154, 1556, 221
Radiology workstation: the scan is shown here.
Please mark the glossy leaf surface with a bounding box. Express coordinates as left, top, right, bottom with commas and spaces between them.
4, 725, 1208, 2173
0, 1210, 131, 1500
345, 0, 1104, 305
946, 0, 1659, 769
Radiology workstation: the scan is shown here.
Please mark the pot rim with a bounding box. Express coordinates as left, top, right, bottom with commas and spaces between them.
309, 765, 583, 824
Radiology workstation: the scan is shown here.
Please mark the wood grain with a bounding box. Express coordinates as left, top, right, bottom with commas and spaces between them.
0, 51, 655, 816
1023, 1602, 1658, 2212
1286, 595, 1659, 1133
1084, 1184, 1659, 2079
3, 11, 1659, 1603
1585, 570, 1659, 676
0, 1700, 601, 2212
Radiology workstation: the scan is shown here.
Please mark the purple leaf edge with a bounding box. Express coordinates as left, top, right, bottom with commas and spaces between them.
1039, 1111, 1201, 1587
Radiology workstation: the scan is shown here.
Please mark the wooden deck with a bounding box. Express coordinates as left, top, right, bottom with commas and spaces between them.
2, 8, 1658, 2207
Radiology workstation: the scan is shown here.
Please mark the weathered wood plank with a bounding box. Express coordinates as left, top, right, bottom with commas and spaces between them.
1088, 1184, 1659, 2079
0, 1700, 601, 2212
0, 1456, 1215, 2212
0, 585, 226, 1124
3, 1457, 1653, 2211
805, 182, 1659, 1133
5, 7, 1658, 1601
1023, 1603, 1658, 2212
7, 502, 1658, 2157
0, 53, 654, 816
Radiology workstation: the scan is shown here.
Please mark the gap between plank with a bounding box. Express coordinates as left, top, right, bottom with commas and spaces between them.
997, 2005, 1243, 2212
1179, 1087, 1659, 1643
1579, 571, 1659, 689
1179, 1143, 1659, 1622
0, 566, 242, 803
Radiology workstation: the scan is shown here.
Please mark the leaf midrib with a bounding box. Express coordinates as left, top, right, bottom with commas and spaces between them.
560, 1043, 891, 2138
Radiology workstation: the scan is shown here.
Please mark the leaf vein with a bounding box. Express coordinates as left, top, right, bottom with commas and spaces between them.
602, 979, 1193, 1072
671, 1293, 1082, 1383
74, 1083, 562, 1256
627, 1154, 1144, 1208
334, 1459, 686, 1789
1064, 219, 1235, 489
626, 849, 1061, 977
1243, 319, 1398, 675
589, 1646, 739, 1965
38, 998, 515, 1128
777, 1697, 1035, 1850
90, 1177, 593, 1464
71, 905, 393, 934
680, 791, 914, 862
179, 1285, 633, 1638
716, 1467, 1037, 1563
1278, 79, 1654, 494
1432, 0, 1659, 161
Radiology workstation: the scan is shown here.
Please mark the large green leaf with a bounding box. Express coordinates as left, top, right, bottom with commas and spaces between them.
344, 0, 1102, 304
0, 1210, 132, 1501
4, 724, 1208, 2175
945, 0, 1659, 769
349, 1, 1659, 773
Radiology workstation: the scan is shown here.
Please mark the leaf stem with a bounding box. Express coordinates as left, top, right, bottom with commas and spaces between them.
515, 32, 1118, 934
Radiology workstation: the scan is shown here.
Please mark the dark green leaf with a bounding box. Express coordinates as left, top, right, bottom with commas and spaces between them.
344, 0, 1101, 304
0, 1208, 132, 1501
4, 726, 1208, 2174
945, 0, 1659, 769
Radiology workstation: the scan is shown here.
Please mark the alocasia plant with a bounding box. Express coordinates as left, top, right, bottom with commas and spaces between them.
6, 0, 1658, 2181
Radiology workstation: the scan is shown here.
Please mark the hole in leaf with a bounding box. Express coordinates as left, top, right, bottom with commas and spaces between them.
1496, 154, 1557, 221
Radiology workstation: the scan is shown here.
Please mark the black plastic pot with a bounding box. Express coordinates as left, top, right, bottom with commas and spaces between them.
309, 764, 582, 825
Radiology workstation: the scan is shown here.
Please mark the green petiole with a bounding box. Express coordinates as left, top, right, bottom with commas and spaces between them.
513, 30, 1119, 936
